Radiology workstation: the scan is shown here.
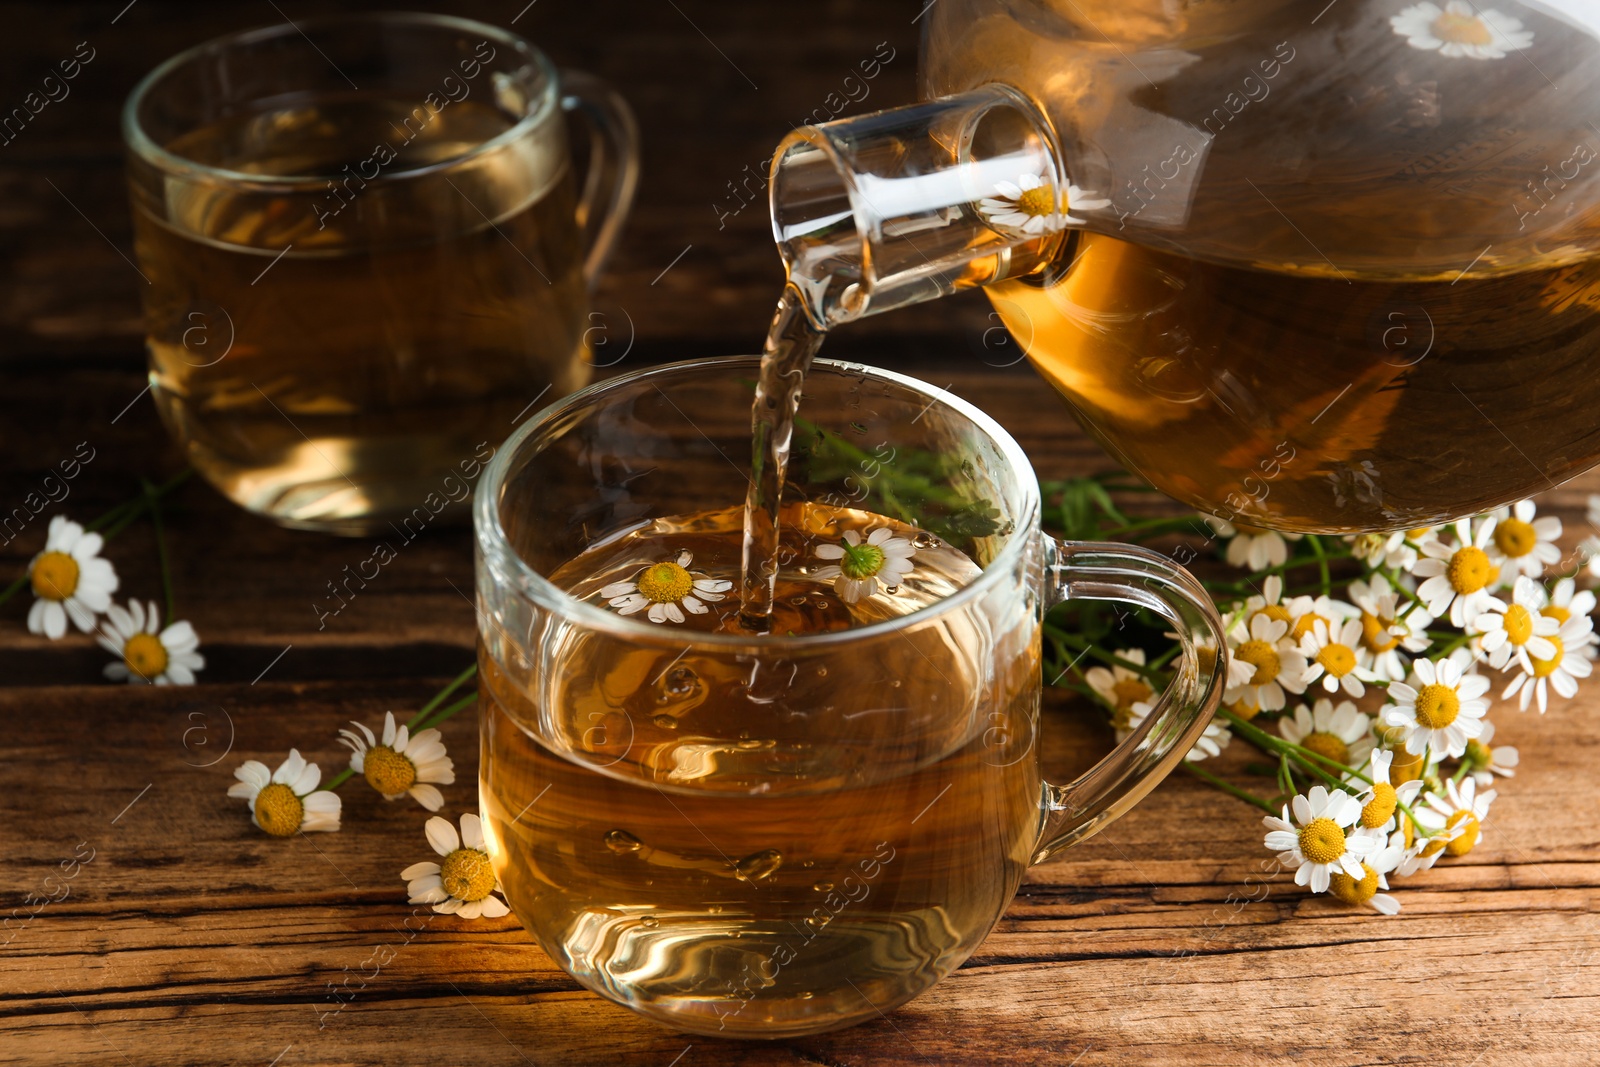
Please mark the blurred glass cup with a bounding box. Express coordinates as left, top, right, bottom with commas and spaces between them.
124, 12, 638, 534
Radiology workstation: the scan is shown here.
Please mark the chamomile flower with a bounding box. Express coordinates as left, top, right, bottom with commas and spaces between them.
1279, 698, 1375, 770
1328, 831, 1406, 915
1415, 777, 1495, 858
600, 551, 732, 625
1085, 648, 1155, 726
813, 526, 917, 604
1412, 519, 1505, 626
1347, 749, 1424, 832
1210, 518, 1301, 572
402, 814, 510, 920
1382, 654, 1490, 757
227, 749, 342, 836
97, 599, 205, 685
1121, 700, 1231, 761
1282, 593, 1358, 643
1502, 610, 1594, 713
1540, 577, 1597, 648
976, 173, 1110, 235
1486, 500, 1561, 581
1348, 574, 1432, 681
1472, 575, 1559, 671
1463, 719, 1518, 787
1240, 573, 1290, 626
1299, 617, 1379, 697
25, 515, 119, 639
1262, 785, 1377, 894
1390, 1, 1534, 60
1224, 613, 1309, 712
1354, 526, 1432, 572
338, 711, 455, 811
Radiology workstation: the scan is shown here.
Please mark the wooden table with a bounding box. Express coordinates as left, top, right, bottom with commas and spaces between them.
3, 3, 1598, 1064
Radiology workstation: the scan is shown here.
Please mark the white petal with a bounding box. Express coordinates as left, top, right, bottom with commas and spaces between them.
461, 813, 485, 850
409, 784, 444, 811
479, 894, 510, 918
425, 815, 459, 856
402, 862, 442, 880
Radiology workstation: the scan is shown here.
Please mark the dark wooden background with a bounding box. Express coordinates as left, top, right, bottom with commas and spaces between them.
3, 2, 1598, 1065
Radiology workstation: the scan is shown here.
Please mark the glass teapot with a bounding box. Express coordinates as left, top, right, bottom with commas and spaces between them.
769, 0, 1600, 533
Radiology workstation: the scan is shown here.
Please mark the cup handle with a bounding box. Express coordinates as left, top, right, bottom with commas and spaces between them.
559, 69, 641, 290
1031, 537, 1227, 864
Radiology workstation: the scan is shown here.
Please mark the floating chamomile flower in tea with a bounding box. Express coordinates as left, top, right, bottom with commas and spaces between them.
975, 173, 1109, 236
1390, 1, 1534, 60
600, 550, 732, 625
812, 526, 917, 605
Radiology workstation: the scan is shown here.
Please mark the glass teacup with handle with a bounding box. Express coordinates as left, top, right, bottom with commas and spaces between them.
474, 356, 1226, 1037
124, 12, 638, 534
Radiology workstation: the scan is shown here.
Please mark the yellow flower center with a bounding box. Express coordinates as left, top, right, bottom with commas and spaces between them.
1542, 604, 1571, 624
1361, 782, 1397, 829
1446, 546, 1495, 595
1444, 811, 1481, 856
1196, 645, 1217, 676
1226, 698, 1261, 722
1329, 861, 1379, 905
636, 561, 694, 604
1463, 738, 1491, 767
1413, 682, 1461, 728
1235, 639, 1282, 685
1407, 527, 1432, 541
1254, 604, 1292, 626
1530, 636, 1566, 678
363, 745, 417, 795
254, 782, 305, 837
124, 632, 170, 682
1014, 184, 1057, 217
1389, 747, 1425, 785
1493, 518, 1537, 559
1432, 10, 1494, 46
30, 551, 80, 600
1297, 817, 1347, 865
1111, 677, 1153, 712
1502, 604, 1535, 646
1316, 643, 1357, 678
1291, 612, 1328, 641
1360, 612, 1400, 653
1302, 731, 1350, 766
440, 847, 497, 903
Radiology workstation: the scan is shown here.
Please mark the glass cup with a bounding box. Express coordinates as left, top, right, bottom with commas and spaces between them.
473, 357, 1226, 1038
123, 13, 638, 534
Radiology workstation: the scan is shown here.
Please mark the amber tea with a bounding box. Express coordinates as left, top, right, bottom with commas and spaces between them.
125, 15, 636, 533
481, 504, 1040, 1037
132, 98, 587, 532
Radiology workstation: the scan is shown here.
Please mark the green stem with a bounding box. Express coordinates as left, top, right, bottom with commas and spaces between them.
142, 479, 176, 622
1183, 762, 1280, 815
1307, 534, 1331, 596
1042, 624, 1169, 680
405, 664, 478, 730
414, 692, 477, 733
0, 469, 194, 608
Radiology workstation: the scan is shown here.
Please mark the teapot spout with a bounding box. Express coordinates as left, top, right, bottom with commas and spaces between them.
770, 83, 1072, 329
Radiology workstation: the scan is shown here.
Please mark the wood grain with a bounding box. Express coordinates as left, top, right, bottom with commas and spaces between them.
3, 2, 1600, 1065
